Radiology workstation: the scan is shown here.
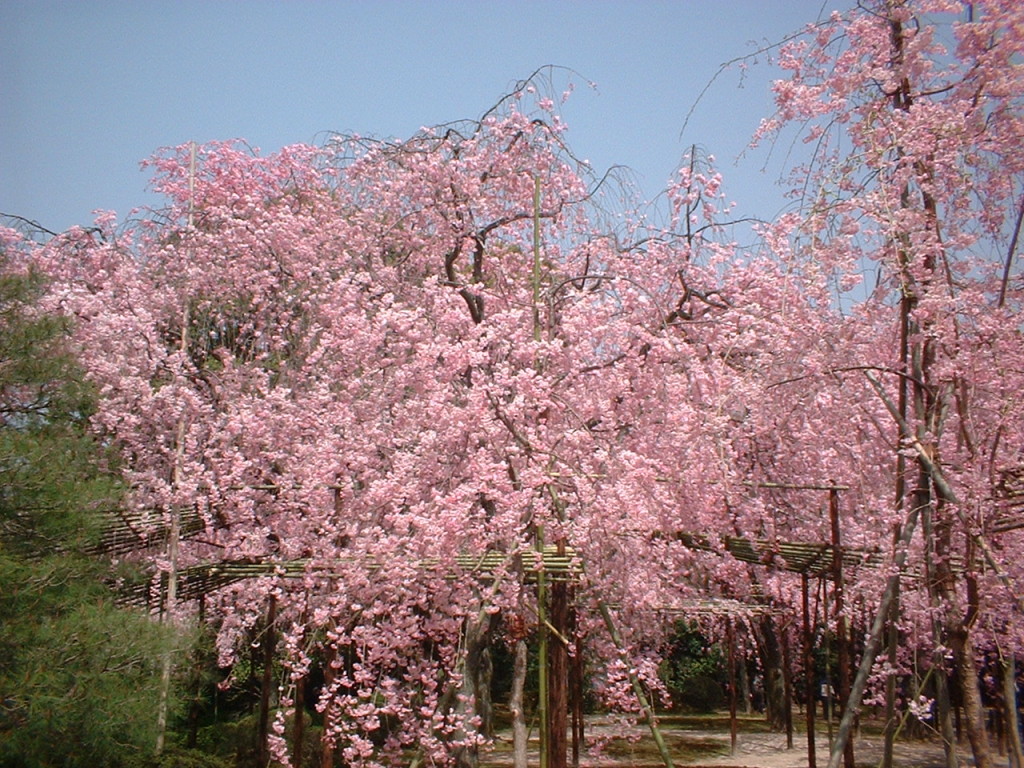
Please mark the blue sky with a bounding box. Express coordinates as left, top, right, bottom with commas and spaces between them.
1, 1, 841, 235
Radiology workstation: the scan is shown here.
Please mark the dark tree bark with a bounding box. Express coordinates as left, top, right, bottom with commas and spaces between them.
510, 638, 529, 768
453, 611, 492, 768
757, 615, 788, 732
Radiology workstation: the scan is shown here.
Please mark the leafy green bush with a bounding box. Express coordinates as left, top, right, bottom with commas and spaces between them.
661, 622, 726, 712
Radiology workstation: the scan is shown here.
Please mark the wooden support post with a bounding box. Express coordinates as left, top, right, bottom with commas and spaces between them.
293, 598, 309, 768
569, 592, 583, 768
258, 593, 278, 768
822, 578, 834, 749
293, 670, 306, 768
549, 560, 569, 768
727, 620, 738, 756
830, 488, 855, 768
882, 523, 901, 768
537, 525, 549, 768
782, 624, 794, 750
803, 574, 817, 768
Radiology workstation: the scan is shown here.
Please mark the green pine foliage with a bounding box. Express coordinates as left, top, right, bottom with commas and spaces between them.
0, 252, 180, 767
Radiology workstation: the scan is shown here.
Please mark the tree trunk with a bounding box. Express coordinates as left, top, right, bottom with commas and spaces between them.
1002, 653, 1024, 768
948, 623, 990, 768
923, 493, 959, 768
738, 652, 752, 715
453, 611, 492, 768
877, 7, 993, 762
470, 614, 496, 738
781, 627, 794, 750
933, 656, 958, 768
830, 489, 855, 768
881, 530, 901, 768
511, 638, 529, 768
934, 502, 991, 768
757, 615, 788, 732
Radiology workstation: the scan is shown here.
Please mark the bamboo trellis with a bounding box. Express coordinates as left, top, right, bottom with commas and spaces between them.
672, 531, 887, 576
83, 505, 205, 557
112, 528, 898, 610
91, 466, 1024, 609
117, 546, 583, 608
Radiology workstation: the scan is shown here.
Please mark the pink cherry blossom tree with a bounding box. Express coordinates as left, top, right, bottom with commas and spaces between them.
35, 72, 872, 763
27, 7, 1024, 766
34, 82, 765, 766
754, 2, 1024, 766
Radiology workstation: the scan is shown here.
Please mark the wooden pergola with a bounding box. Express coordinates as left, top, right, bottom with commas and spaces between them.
94, 474, 1024, 768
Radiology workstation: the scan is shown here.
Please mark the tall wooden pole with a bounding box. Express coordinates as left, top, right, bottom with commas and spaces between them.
532, 175, 550, 768
884, 263, 912, 768
727, 620, 738, 756
537, 526, 549, 768
830, 488, 855, 768
803, 574, 817, 768
569, 594, 583, 768
782, 624, 794, 750
823, 580, 834, 749
257, 593, 278, 768
549, 569, 569, 768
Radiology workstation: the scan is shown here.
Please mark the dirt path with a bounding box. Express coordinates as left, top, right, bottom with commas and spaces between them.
683, 728, 967, 767
483, 715, 1017, 768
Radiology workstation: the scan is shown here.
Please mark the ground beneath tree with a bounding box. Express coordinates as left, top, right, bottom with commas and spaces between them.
482, 714, 1016, 768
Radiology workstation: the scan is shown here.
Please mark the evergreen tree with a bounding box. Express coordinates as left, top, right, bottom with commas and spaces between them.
0, 240, 177, 767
